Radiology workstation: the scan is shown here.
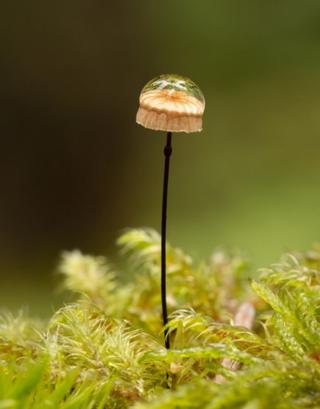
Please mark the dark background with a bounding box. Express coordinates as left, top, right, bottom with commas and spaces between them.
2, 1, 320, 314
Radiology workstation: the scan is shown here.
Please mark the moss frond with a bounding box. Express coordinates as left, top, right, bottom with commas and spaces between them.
117, 228, 192, 275
0, 311, 43, 363
252, 255, 320, 359
59, 250, 117, 306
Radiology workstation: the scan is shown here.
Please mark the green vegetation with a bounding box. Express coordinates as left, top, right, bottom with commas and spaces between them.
1, 228, 320, 408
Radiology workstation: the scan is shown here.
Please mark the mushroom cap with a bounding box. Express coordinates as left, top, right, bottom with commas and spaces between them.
136, 74, 205, 133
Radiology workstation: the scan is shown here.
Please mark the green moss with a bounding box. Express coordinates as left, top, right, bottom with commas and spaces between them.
1, 228, 320, 408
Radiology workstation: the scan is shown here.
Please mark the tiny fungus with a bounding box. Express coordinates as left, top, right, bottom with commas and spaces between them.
136, 74, 205, 349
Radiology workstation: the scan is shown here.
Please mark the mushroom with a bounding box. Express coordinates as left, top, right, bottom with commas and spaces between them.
136, 74, 205, 133
136, 74, 205, 349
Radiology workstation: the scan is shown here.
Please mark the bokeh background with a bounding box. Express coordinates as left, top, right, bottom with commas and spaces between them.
2, 0, 320, 315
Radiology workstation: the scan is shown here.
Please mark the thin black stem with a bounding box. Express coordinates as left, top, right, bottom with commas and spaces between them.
161, 131, 172, 350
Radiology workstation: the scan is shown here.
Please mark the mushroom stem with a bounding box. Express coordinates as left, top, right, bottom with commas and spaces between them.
161, 131, 172, 349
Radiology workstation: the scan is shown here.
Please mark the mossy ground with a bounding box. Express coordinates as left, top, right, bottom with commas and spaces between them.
1, 228, 320, 408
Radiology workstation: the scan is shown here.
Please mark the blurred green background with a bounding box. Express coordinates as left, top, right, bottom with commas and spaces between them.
2, 1, 320, 315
